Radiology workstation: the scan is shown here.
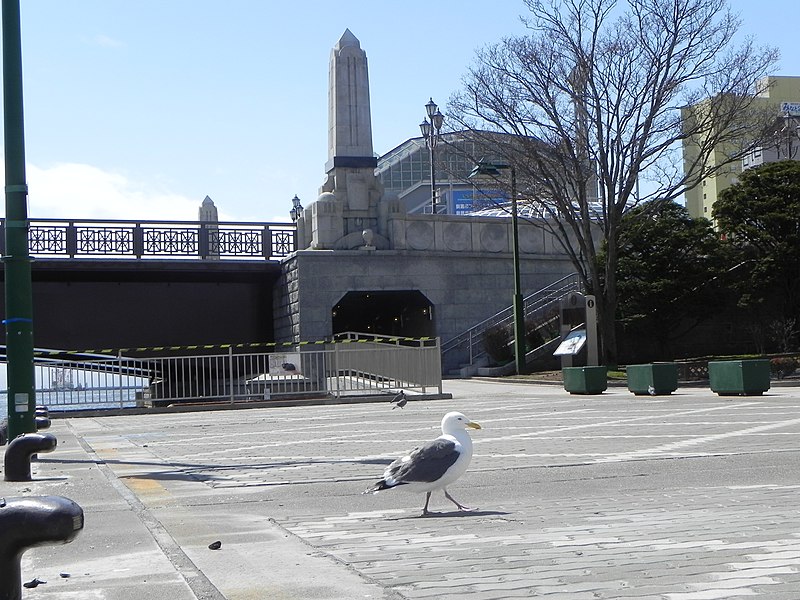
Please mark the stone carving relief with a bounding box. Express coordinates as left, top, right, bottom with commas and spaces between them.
480, 223, 507, 253
406, 221, 434, 251
443, 222, 471, 252
519, 226, 544, 254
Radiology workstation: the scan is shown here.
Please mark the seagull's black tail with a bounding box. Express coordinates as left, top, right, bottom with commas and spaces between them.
363, 479, 391, 495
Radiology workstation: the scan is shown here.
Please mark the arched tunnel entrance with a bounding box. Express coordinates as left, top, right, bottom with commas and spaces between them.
332, 290, 435, 338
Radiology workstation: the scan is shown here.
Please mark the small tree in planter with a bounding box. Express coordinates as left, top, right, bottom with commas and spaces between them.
482, 324, 513, 365
525, 308, 560, 351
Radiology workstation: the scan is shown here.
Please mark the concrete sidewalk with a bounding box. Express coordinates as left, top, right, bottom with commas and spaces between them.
3, 379, 800, 599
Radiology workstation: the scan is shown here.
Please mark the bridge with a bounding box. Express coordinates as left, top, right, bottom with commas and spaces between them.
0, 217, 297, 354
1, 217, 296, 260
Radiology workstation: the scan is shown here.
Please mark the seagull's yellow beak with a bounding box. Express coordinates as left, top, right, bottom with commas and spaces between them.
467, 421, 482, 430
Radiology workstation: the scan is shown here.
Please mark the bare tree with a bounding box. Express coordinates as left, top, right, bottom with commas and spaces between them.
447, 0, 778, 364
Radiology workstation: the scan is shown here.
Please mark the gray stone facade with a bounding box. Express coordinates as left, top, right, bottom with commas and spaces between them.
271, 30, 579, 364
273, 215, 576, 346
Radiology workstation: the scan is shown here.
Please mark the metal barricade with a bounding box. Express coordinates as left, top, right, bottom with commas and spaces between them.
15, 339, 442, 411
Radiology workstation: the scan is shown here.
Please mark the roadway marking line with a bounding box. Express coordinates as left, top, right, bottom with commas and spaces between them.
476, 402, 759, 444
596, 416, 800, 463
121, 476, 170, 497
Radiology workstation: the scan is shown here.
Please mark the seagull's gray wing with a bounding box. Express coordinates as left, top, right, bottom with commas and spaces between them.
384, 438, 460, 485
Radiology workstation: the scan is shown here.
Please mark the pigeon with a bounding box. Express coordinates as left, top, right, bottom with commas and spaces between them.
390, 390, 408, 409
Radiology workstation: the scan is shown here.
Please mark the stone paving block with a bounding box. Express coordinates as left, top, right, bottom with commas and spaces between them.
17, 381, 800, 600
664, 591, 760, 599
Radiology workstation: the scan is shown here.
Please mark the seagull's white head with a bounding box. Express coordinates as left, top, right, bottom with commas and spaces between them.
441, 411, 482, 434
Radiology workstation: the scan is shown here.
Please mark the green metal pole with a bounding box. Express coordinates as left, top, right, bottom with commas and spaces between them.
2, 0, 36, 439
510, 167, 525, 375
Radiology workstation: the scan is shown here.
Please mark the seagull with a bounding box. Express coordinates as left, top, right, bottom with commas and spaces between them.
390, 390, 407, 409
364, 411, 482, 516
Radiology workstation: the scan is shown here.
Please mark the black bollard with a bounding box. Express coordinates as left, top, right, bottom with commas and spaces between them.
3, 434, 57, 482
34, 407, 48, 418
34, 417, 51, 431
0, 496, 84, 600
0, 419, 7, 446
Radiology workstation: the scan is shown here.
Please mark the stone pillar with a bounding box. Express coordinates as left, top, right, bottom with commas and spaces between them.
311, 192, 344, 250
198, 195, 219, 259
307, 29, 387, 251
326, 29, 375, 168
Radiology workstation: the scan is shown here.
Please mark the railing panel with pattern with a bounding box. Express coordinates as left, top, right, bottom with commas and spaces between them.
0, 218, 297, 260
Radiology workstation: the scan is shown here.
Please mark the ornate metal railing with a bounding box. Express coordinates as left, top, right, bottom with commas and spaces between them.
0, 218, 297, 260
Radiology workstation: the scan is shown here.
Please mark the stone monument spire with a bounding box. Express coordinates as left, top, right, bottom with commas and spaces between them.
326, 29, 376, 171
303, 30, 394, 251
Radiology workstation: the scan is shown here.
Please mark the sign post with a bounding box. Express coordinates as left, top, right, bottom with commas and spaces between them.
585, 295, 598, 366
555, 292, 599, 368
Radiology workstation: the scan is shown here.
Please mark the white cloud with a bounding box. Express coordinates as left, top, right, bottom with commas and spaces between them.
25, 162, 203, 221
89, 34, 124, 48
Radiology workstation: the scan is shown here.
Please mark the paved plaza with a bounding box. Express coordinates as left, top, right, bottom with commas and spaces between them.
3, 379, 800, 599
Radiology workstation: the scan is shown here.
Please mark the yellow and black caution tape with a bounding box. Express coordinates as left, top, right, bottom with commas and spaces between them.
33, 336, 433, 357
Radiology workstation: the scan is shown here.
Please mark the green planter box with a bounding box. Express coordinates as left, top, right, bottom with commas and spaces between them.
563, 366, 607, 394
627, 363, 678, 396
709, 359, 771, 396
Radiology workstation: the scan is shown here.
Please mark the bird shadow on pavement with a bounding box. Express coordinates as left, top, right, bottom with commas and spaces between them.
390, 509, 511, 520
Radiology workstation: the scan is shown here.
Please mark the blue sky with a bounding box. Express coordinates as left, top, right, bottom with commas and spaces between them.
4, 0, 799, 224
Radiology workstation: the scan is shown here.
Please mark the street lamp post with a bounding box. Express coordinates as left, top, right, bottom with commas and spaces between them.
289, 194, 303, 251
468, 160, 526, 375
289, 194, 303, 222
419, 98, 444, 214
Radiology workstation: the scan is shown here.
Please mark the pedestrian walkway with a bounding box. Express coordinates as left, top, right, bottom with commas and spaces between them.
3, 379, 800, 599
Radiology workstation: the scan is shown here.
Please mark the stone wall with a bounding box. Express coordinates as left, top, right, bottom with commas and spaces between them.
274, 213, 586, 376
388, 213, 570, 254
273, 248, 575, 347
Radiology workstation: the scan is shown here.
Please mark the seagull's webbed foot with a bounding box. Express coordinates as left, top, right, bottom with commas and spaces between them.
445, 490, 476, 512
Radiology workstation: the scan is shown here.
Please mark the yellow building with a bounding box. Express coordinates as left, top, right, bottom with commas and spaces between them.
683, 75, 800, 220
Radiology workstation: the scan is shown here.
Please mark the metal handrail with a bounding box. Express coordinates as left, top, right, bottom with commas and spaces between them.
441, 273, 582, 366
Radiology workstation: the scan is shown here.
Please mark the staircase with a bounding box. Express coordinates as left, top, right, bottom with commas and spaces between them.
441, 273, 582, 376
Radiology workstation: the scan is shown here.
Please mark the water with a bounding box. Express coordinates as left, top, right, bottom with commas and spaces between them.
0, 388, 139, 414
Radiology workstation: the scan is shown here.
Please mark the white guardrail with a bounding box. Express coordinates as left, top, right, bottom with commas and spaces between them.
19, 338, 442, 411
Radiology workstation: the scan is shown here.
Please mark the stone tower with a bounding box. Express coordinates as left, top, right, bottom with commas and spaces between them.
303, 29, 391, 250
326, 28, 375, 172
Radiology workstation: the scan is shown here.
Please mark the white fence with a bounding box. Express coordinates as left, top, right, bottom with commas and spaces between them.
24, 338, 442, 411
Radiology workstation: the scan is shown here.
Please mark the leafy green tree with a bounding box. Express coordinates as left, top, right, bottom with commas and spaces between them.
607, 201, 730, 360
712, 160, 800, 348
